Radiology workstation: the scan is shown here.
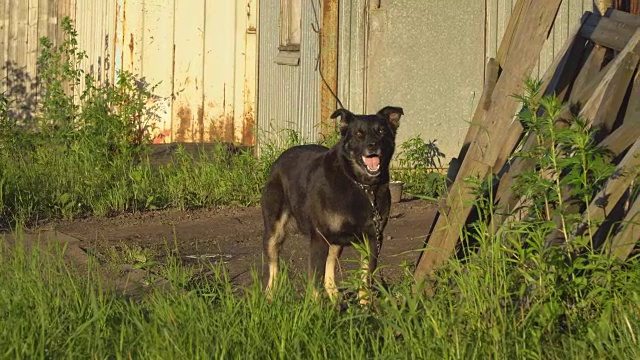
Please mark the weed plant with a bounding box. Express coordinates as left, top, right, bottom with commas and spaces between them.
392, 135, 447, 199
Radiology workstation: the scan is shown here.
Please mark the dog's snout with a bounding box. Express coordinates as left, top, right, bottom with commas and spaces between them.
367, 142, 377, 150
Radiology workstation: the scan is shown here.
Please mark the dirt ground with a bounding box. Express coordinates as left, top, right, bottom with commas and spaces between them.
4, 197, 437, 295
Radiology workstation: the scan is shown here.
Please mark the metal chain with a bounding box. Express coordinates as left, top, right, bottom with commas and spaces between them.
356, 183, 384, 256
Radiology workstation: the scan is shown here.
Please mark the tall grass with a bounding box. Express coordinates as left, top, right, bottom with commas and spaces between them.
1, 221, 638, 359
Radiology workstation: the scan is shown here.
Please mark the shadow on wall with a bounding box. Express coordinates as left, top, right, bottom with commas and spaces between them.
1, 61, 40, 122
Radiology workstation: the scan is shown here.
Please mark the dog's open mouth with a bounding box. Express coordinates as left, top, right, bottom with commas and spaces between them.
362, 155, 381, 176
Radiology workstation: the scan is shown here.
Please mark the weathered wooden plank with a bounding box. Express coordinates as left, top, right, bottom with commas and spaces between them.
591, 57, 639, 132
573, 139, 640, 239
580, 14, 638, 51
499, 30, 640, 238
414, 0, 564, 286
320, 0, 339, 137
566, 44, 607, 101
449, 58, 499, 184
605, 196, 640, 261
620, 61, 640, 125
496, 0, 529, 67
572, 30, 640, 125
493, 13, 591, 171
598, 122, 640, 155
606, 8, 640, 27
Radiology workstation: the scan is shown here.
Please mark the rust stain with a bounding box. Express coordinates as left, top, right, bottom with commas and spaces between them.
209, 114, 234, 143
224, 113, 234, 143
176, 106, 192, 142
129, 33, 134, 69
197, 106, 204, 143
243, 78, 256, 146
242, 105, 255, 146
153, 129, 171, 144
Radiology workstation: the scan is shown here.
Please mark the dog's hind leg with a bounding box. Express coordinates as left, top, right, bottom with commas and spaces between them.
309, 230, 330, 297
262, 178, 290, 298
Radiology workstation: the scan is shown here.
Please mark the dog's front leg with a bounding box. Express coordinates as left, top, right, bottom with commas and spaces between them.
324, 244, 343, 301
358, 237, 380, 305
309, 232, 330, 299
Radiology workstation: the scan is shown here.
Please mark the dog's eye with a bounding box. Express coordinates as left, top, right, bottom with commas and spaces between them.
356, 131, 365, 139
378, 128, 385, 135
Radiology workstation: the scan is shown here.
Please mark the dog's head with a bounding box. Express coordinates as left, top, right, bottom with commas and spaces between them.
331, 106, 403, 185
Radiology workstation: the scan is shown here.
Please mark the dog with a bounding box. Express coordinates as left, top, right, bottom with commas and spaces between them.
261, 106, 403, 302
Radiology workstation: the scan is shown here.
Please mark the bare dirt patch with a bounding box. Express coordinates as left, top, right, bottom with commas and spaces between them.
13, 198, 437, 292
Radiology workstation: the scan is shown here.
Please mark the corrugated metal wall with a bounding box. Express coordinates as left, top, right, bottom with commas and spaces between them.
337, 0, 367, 115
256, 0, 320, 148
111, 0, 258, 145
1, 0, 257, 146
75, 0, 117, 93
0, 0, 76, 119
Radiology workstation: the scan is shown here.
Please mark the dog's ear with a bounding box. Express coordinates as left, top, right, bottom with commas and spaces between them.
377, 106, 403, 131
331, 108, 353, 134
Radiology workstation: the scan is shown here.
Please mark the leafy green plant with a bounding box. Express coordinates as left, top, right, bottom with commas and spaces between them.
392, 135, 447, 199
510, 78, 615, 244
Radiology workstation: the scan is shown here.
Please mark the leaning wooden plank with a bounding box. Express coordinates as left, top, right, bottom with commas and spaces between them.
605, 8, 640, 28
448, 58, 500, 185
598, 121, 640, 155
589, 55, 639, 132
490, 35, 624, 231
573, 139, 640, 240
605, 196, 640, 261
493, 13, 591, 171
580, 15, 637, 51
618, 62, 640, 127
414, 0, 564, 285
539, 32, 640, 243
496, 0, 530, 67
565, 45, 607, 101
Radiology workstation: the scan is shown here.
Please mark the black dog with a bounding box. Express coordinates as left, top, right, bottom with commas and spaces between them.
261, 106, 403, 301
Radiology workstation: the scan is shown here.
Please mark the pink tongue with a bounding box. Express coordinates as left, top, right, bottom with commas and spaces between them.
364, 156, 380, 169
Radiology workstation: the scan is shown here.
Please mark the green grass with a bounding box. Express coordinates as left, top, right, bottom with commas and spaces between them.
1, 227, 638, 359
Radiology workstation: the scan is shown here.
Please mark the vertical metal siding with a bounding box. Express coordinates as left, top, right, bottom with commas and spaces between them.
257, 0, 321, 149
0, 0, 75, 119
257, 0, 300, 148
297, 0, 320, 142
1, 0, 257, 146
337, 0, 367, 114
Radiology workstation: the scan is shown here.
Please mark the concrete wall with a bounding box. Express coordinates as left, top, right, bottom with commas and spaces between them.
364, 1, 486, 166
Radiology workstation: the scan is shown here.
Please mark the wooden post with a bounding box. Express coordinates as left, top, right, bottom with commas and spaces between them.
320, 0, 339, 137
